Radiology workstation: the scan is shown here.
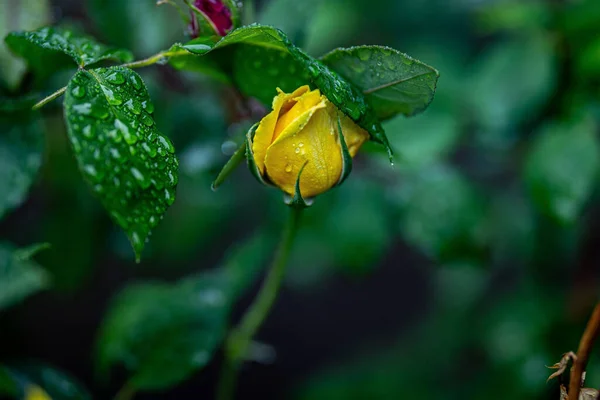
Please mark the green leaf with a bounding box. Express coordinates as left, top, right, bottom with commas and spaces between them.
233, 44, 310, 105
0, 103, 44, 220
63, 67, 178, 261
13, 242, 51, 262
0, 363, 90, 400
96, 272, 231, 391
382, 108, 460, 169
524, 118, 600, 224
321, 45, 439, 120
182, 24, 288, 54
0, 242, 50, 311
258, 0, 319, 45
0, 0, 52, 89
172, 25, 394, 154
394, 166, 487, 261
285, 42, 393, 155
468, 35, 555, 132
5, 26, 133, 71
87, 0, 181, 56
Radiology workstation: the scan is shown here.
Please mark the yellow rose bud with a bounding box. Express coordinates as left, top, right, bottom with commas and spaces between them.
251, 85, 369, 198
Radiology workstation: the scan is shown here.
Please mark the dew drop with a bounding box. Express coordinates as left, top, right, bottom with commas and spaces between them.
158, 136, 175, 153
125, 99, 142, 115
115, 119, 137, 144
142, 101, 155, 114
168, 171, 178, 185
142, 142, 158, 157
71, 86, 86, 98
131, 167, 150, 188
285, 164, 293, 173
73, 103, 92, 115
164, 188, 175, 205
129, 74, 142, 90
83, 164, 98, 178
82, 125, 94, 138
357, 48, 371, 61
295, 147, 300, 154
110, 148, 122, 160
141, 114, 154, 127
101, 86, 122, 105
107, 71, 125, 84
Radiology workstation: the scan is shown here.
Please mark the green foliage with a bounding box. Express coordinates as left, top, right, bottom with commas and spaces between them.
382, 108, 460, 169
5, 26, 133, 68
258, 0, 319, 45
172, 24, 439, 155
0, 100, 43, 219
468, 35, 555, 132
97, 233, 271, 391
97, 274, 231, 390
64, 67, 178, 261
0, 242, 49, 311
394, 166, 487, 261
524, 118, 600, 224
0, 0, 52, 89
0, 363, 91, 399
233, 45, 309, 105
321, 45, 439, 120
87, 0, 180, 55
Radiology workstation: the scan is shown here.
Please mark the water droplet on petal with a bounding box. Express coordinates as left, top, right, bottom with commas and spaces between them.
285, 164, 293, 173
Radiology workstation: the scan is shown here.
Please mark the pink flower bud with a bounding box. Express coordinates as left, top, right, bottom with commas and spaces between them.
190, 0, 233, 37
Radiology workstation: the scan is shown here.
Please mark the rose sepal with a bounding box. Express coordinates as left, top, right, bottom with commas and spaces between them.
245, 123, 271, 187
336, 113, 353, 187
283, 161, 313, 209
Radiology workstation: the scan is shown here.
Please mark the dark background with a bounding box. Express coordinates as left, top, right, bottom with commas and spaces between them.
1, 0, 600, 399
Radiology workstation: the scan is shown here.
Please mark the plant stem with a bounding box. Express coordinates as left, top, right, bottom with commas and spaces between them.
569, 302, 600, 399
32, 48, 192, 110
32, 86, 67, 110
216, 207, 303, 400
212, 142, 247, 191
121, 49, 188, 69
113, 381, 136, 400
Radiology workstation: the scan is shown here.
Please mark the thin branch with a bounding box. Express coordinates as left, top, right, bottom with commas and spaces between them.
120, 46, 191, 69
569, 303, 600, 399
32, 86, 67, 110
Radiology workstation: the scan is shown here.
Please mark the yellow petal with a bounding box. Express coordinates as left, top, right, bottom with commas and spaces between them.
337, 105, 370, 156
253, 85, 311, 174
265, 104, 343, 198
273, 88, 322, 140
25, 385, 52, 400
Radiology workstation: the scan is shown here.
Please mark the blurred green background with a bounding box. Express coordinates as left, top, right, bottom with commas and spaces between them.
1, 0, 600, 399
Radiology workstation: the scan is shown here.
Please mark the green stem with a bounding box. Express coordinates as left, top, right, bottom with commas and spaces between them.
32, 86, 67, 110
121, 49, 188, 69
216, 207, 303, 400
32, 48, 191, 110
113, 381, 136, 400
212, 141, 247, 191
